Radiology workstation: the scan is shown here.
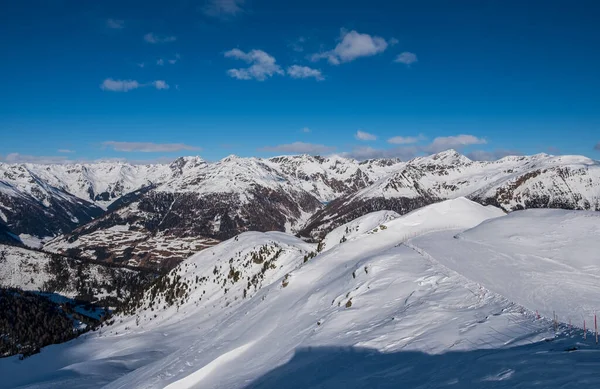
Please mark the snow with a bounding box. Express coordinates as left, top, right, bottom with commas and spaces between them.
0, 244, 137, 300
351, 149, 600, 211
18, 234, 50, 249
321, 210, 400, 250
0, 161, 174, 209
410, 208, 600, 328
6, 198, 600, 388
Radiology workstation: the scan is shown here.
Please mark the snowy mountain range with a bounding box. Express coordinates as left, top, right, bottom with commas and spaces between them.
1, 150, 599, 268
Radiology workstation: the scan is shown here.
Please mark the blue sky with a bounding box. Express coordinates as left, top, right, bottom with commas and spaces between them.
1, 0, 599, 163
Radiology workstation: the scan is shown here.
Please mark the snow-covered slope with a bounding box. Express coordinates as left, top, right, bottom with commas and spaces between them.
0, 164, 104, 238
42, 156, 323, 267
302, 150, 600, 238
320, 210, 400, 251
265, 155, 403, 203
7, 199, 600, 388
0, 244, 144, 305
411, 208, 600, 326
4, 150, 599, 266
21, 162, 175, 209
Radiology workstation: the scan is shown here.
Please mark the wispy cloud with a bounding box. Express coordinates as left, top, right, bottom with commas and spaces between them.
302, 127, 311, 133
467, 149, 522, 161
0, 153, 179, 165
310, 30, 390, 65
152, 80, 169, 90
423, 134, 487, 153
394, 52, 418, 65
224, 49, 283, 81
594, 142, 600, 151
144, 33, 176, 44
259, 142, 335, 154
57, 149, 75, 153
289, 36, 306, 52
157, 58, 165, 66
342, 146, 419, 160
168, 54, 181, 64
106, 19, 125, 29
100, 78, 140, 92
203, 0, 245, 18
100, 78, 169, 92
387, 134, 426, 144
103, 141, 200, 152
287, 65, 324, 81
355, 130, 377, 141
1, 153, 74, 164
137, 63, 145, 68
343, 133, 491, 160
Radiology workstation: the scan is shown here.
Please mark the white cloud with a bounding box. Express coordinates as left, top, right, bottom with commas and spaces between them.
467, 149, 522, 161
389, 38, 399, 46
144, 33, 176, 44
137, 63, 145, 68
423, 134, 487, 153
152, 80, 169, 90
224, 49, 283, 81
57, 149, 75, 153
287, 65, 324, 81
106, 19, 125, 29
311, 30, 389, 65
343, 134, 491, 160
355, 130, 377, 141
302, 127, 311, 133
103, 141, 200, 152
1, 153, 74, 164
387, 134, 426, 144
259, 142, 335, 154
100, 78, 170, 92
394, 51, 418, 65
203, 0, 245, 18
0, 153, 180, 165
342, 146, 418, 161
100, 78, 140, 92
157, 58, 165, 66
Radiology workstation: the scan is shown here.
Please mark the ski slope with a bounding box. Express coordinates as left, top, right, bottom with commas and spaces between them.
2, 198, 600, 388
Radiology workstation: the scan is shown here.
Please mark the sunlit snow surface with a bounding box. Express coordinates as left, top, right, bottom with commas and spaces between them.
2, 198, 600, 388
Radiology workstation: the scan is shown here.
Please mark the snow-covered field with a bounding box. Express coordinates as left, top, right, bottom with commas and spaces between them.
410, 208, 600, 328
2, 198, 600, 388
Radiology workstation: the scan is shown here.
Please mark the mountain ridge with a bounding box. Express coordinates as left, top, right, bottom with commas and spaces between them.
2, 150, 599, 268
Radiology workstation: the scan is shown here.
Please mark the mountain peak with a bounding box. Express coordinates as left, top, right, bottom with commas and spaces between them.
409, 149, 472, 166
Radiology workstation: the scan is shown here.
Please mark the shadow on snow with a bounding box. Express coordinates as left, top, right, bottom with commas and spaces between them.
243, 335, 600, 389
